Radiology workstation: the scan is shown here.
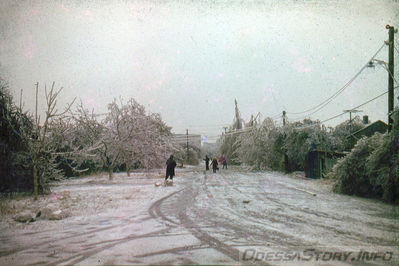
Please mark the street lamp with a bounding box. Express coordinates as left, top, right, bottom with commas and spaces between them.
367, 58, 388, 69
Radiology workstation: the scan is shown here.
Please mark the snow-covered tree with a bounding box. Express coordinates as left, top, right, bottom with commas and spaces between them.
21, 82, 75, 199
117, 99, 176, 172
72, 98, 177, 179
235, 118, 280, 170
331, 117, 364, 151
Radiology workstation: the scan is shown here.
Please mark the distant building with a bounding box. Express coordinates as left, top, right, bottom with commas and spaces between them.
305, 120, 388, 179
305, 150, 347, 179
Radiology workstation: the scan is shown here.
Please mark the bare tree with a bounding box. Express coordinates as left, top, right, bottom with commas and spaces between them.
23, 82, 75, 200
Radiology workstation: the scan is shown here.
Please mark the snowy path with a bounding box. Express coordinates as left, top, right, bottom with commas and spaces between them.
0, 167, 398, 265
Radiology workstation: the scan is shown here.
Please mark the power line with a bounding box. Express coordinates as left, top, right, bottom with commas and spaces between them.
384, 64, 399, 87
286, 43, 386, 116
394, 43, 399, 55
292, 89, 390, 130
200, 84, 397, 136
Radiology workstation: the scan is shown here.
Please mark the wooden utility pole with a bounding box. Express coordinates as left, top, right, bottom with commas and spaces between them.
343, 109, 362, 123
387, 24, 396, 132
19, 89, 23, 111
282, 110, 286, 126
343, 109, 362, 132
186, 129, 189, 162
33, 82, 39, 200
386, 25, 397, 202
35, 82, 38, 126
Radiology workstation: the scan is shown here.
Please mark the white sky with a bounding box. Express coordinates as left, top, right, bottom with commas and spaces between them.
0, 0, 398, 140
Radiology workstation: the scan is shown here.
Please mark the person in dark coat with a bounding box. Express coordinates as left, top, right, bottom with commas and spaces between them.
165, 155, 177, 181
210, 157, 218, 173
222, 155, 227, 169
204, 155, 210, 170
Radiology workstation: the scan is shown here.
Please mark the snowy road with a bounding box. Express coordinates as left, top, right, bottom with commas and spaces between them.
0, 167, 398, 265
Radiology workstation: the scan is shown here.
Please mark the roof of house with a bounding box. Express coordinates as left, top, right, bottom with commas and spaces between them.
350, 120, 388, 139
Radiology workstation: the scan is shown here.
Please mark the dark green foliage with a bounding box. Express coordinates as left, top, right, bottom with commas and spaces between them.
331, 108, 399, 203
0, 80, 33, 192
284, 127, 311, 171
332, 137, 374, 196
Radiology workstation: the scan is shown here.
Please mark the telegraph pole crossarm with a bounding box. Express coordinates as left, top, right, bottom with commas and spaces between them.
343, 109, 362, 123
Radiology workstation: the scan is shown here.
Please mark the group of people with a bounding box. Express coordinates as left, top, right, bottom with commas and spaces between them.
203, 155, 227, 173
164, 154, 228, 183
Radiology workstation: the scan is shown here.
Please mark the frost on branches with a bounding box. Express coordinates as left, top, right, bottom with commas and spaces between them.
73, 98, 177, 179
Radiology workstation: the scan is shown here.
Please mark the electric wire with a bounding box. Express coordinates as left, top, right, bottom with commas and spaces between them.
292, 89, 392, 130
394, 43, 399, 55
286, 43, 386, 116
84, 42, 393, 141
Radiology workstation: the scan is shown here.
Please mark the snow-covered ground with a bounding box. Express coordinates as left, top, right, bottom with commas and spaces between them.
0, 167, 398, 265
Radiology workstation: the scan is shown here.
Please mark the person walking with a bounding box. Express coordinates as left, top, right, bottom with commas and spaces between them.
210, 157, 218, 173
204, 155, 210, 171
165, 155, 177, 182
222, 155, 227, 169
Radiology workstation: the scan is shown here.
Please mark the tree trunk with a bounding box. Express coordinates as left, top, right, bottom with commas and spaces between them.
108, 166, 113, 180
33, 164, 38, 200
126, 164, 130, 177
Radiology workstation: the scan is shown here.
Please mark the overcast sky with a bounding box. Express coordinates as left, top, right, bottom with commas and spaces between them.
0, 0, 398, 140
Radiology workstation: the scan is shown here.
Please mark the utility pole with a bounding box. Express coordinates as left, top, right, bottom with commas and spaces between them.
386, 24, 397, 202
282, 110, 286, 126
387, 24, 396, 132
343, 109, 362, 132
19, 89, 23, 111
186, 129, 189, 162
35, 82, 39, 127
343, 109, 362, 123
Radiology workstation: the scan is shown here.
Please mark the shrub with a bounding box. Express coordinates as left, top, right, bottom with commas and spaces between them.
331, 137, 376, 197
331, 108, 399, 202
0, 80, 34, 192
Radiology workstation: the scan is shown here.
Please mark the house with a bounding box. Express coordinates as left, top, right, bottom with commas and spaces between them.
305, 150, 347, 179
348, 120, 388, 146
305, 120, 387, 179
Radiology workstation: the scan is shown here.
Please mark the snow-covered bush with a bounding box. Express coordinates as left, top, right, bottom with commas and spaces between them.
219, 118, 332, 172
235, 118, 283, 170
331, 108, 399, 202
219, 132, 241, 165
331, 136, 377, 196
281, 119, 329, 172
331, 117, 364, 151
